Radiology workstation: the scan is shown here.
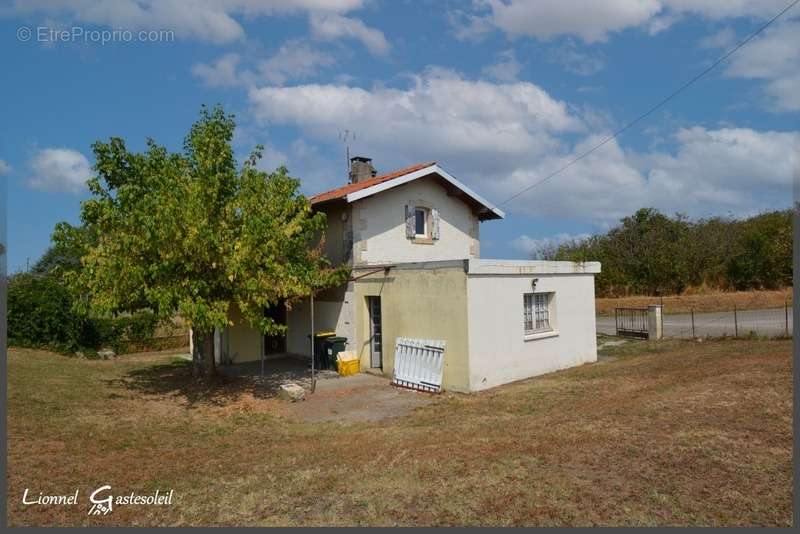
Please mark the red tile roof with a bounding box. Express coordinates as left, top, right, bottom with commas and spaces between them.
310, 161, 436, 205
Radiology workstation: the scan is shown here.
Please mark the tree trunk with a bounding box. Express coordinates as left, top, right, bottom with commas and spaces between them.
191, 329, 204, 378
203, 331, 216, 378
191, 329, 216, 379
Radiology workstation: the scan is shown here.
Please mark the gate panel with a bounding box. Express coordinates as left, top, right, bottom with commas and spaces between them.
393, 337, 446, 393
615, 307, 649, 339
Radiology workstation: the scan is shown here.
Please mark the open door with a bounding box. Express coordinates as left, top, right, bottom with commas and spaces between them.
367, 296, 383, 369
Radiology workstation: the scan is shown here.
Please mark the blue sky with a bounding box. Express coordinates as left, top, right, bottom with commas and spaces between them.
2, 0, 798, 273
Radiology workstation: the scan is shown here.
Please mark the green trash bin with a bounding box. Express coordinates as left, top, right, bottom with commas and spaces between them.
324, 336, 348, 370
309, 331, 335, 370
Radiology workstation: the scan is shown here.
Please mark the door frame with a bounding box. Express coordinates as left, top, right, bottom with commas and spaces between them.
367, 295, 383, 369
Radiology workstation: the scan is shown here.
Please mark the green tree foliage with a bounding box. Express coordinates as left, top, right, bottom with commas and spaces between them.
543, 208, 792, 296
7, 272, 156, 353
32, 225, 93, 277
726, 210, 792, 290
8, 273, 81, 350
56, 105, 347, 378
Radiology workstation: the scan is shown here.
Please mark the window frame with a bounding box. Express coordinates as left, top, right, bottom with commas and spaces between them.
523, 291, 554, 336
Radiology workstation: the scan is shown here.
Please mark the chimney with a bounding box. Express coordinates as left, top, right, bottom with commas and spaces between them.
349, 156, 376, 183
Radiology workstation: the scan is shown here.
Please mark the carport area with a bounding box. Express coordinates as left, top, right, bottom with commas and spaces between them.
216, 354, 337, 392
215, 354, 436, 422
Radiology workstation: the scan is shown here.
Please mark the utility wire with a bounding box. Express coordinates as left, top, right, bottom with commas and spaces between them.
500, 0, 800, 207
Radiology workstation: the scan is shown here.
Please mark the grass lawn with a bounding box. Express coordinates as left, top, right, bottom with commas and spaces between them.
7, 338, 792, 526
596, 288, 792, 315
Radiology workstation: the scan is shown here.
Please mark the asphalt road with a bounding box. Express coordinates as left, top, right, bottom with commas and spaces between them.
596, 307, 793, 338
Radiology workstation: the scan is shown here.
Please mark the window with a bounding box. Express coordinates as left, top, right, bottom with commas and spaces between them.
524, 292, 553, 334
414, 207, 428, 237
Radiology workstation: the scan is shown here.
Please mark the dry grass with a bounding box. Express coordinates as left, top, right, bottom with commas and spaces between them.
7, 339, 792, 526
596, 288, 792, 315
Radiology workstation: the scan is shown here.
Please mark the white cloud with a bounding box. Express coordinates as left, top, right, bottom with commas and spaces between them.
451, 1, 800, 108
511, 232, 591, 258
0, 159, 11, 175
451, 0, 794, 43
475, 0, 663, 43
548, 40, 605, 75
644, 127, 797, 204
193, 42, 336, 88
246, 68, 796, 223
10, 0, 368, 44
497, 134, 649, 222
482, 49, 522, 82
192, 53, 244, 87
309, 13, 389, 56
27, 148, 92, 194
661, 0, 791, 20
714, 20, 800, 111
248, 67, 583, 182
447, 8, 494, 42
699, 27, 736, 49
499, 126, 797, 222
258, 41, 336, 85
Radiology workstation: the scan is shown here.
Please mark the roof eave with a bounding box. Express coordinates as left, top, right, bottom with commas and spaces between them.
345, 164, 505, 220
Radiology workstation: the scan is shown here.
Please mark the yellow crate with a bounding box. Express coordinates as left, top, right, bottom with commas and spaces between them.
337, 357, 360, 376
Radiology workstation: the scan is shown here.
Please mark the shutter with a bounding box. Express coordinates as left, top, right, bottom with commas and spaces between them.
431, 208, 441, 240
405, 205, 415, 239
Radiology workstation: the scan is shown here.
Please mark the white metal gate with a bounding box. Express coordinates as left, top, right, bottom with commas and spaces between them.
392, 337, 446, 393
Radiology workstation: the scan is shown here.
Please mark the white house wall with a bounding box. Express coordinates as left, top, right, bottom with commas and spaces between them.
352, 178, 480, 265
466, 272, 598, 391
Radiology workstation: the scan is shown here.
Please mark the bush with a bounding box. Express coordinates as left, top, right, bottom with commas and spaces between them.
8, 273, 158, 354
8, 273, 83, 351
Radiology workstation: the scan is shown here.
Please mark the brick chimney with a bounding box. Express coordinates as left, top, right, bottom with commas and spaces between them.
349, 156, 377, 183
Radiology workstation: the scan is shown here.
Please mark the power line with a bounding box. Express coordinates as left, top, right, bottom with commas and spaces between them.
500, 0, 800, 207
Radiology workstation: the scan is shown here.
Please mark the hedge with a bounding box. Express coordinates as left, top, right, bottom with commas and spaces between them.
8, 273, 158, 355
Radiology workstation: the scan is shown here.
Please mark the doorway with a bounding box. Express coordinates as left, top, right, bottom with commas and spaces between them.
263, 301, 287, 356
367, 296, 383, 368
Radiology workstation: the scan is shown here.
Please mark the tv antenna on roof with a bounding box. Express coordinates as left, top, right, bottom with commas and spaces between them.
338, 129, 355, 173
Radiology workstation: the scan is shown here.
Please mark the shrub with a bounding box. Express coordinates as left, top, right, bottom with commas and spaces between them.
8, 273, 83, 351
8, 273, 158, 354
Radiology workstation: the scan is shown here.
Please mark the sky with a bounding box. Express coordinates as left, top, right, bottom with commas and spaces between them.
1, 0, 798, 273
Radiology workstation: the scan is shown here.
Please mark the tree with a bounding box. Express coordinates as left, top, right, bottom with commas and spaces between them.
33, 225, 93, 277
727, 210, 792, 290
57, 105, 347, 378
544, 207, 791, 296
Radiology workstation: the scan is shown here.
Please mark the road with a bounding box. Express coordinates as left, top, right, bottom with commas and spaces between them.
596, 307, 792, 338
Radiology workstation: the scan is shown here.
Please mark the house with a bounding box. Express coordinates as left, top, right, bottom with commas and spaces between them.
218, 157, 600, 392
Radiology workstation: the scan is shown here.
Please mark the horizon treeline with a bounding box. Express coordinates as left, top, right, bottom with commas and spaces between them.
539, 208, 792, 297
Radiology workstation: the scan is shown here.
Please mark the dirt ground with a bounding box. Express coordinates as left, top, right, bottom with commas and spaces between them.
7, 339, 793, 526
274, 372, 436, 423
596, 288, 792, 315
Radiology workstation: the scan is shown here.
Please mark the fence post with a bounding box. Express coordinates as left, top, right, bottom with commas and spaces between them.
734, 305, 738, 337
647, 305, 663, 340
691, 308, 695, 338
786, 300, 790, 337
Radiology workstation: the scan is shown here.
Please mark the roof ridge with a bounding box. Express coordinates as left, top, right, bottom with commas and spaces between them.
309, 161, 436, 204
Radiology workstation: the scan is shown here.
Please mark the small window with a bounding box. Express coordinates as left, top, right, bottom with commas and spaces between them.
414, 208, 428, 237
524, 292, 553, 334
